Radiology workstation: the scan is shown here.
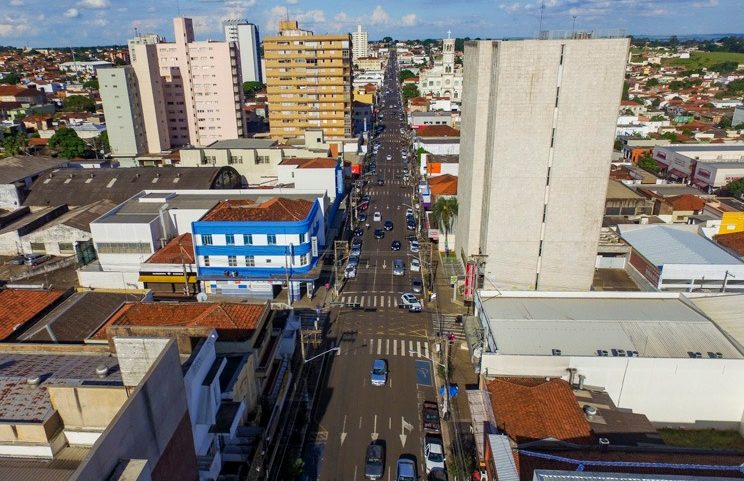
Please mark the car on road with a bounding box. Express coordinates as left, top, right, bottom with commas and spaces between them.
354, 227, 364, 237
424, 436, 445, 473
348, 255, 359, 267
370, 359, 388, 386
374, 228, 385, 239
359, 213, 367, 222
362, 194, 371, 202
364, 442, 385, 479
23, 253, 50, 266
384, 220, 394, 231
386, 154, 392, 160
350, 245, 362, 257
411, 278, 423, 293
405, 208, 414, 217
344, 265, 357, 279
422, 401, 441, 433
396, 457, 417, 481
393, 258, 405, 276
391, 240, 401, 251
373, 211, 382, 222
400, 293, 422, 312
410, 240, 420, 253
410, 258, 421, 272
377, 178, 384, 186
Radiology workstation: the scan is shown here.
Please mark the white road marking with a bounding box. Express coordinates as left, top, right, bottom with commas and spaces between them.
393, 338, 397, 356
386, 339, 390, 355
409, 340, 414, 356
373, 296, 377, 307
423, 342, 429, 359
369, 339, 373, 354
377, 338, 382, 355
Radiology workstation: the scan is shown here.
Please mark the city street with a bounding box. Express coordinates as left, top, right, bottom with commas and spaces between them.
309, 52, 438, 481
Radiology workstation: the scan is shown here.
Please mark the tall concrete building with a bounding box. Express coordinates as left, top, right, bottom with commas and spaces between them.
264, 20, 352, 140
99, 66, 148, 158
352, 24, 368, 61
101, 17, 246, 161
223, 19, 262, 83
456, 36, 629, 291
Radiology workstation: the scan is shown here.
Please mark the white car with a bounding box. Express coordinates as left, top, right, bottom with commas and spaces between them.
373, 211, 382, 222
386, 154, 392, 161
405, 208, 414, 217
424, 437, 445, 473
400, 293, 422, 312
345, 265, 357, 279
410, 240, 420, 253
410, 258, 421, 272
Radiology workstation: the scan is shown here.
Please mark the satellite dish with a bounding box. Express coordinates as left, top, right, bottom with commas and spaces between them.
196, 292, 208, 302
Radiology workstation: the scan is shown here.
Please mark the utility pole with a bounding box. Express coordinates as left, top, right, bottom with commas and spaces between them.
333, 240, 349, 300
178, 239, 191, 296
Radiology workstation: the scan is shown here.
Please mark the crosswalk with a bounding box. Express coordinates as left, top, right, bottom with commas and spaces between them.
338, 293, 400, 308
431, 314, 466, 341
338, 337, 432, 359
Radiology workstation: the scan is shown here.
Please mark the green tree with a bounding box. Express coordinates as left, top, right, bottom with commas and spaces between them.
399, 69, 416, 82
637, 152, 659, 174
48, 127, 86, 159
382, 36, 393, 44
0, 72, 20, 85
646, 78, 659, 87
62, 95, 96, 113
242, 81, 265, 99
622, 80, 629, 100
98, 131, 110, 153
723, 177, 744, 198
1, 133, 27, 156
431, 196, 458, 253
401, 83, 419, 102
661, 132, 679, 142
83, 79, 99, 90
719, 116, 732, 129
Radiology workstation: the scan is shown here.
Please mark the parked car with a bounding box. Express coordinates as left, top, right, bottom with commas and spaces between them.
406, 220, 416, 231
6, 255, 25, 265
370, 359, 388, 386
345, 265, 357, 279
396, 457, 417, 481
406, 208, 414, 217
422, 401, 441, 433
359, 213, 368, 223
374, 228, 385, 239
24, 254, 50, 266
410, 258, 421, 272
428, 468, 448, 481
424, 436, 445, 473
412, 278, 423, 293
400, 293, 422, 312
410, 240, 420, 253
365, 442, 385, 480
354, 228, 365, 237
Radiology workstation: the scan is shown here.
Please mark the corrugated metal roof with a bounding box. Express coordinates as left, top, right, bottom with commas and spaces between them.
489, 434, 520, 481
689, 294, 744, 354
618, 224, 743, 266
534, 470, 737, 481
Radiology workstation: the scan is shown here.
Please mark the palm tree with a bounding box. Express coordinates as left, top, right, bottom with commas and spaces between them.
431, 196, 458, 255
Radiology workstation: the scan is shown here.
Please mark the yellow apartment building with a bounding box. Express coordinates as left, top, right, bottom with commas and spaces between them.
264, 20, 353, 140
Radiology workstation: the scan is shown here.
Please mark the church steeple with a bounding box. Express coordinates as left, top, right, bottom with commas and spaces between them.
442, 31, 455, 74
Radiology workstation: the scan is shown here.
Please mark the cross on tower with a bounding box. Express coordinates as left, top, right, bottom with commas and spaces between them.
447, 30, 451, 39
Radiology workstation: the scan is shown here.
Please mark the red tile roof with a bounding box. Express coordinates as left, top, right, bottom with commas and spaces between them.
428, 174, 458, 196
0, 289, 66, 340
146, 233, 195, 264
715, 231, 744, 257
297, 158, 337, 169
202, 197, 314, 222
0, 85, 43, 97
417, 125, 460, 138
666, 194, 705, 211
93, 301, 266, 341
488, 377, 593, 445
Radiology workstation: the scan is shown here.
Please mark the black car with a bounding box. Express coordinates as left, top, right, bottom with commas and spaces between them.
362, 194, 371, 202
359, 213, 367, 222
406, 221, 416, 231
374, 228, 385, 239
391, 240, 401, 251
364, 442, 385, 480
377, 178, 384, 186
384, 220, 394, 231
352, 238, 363, 248
354, 228, 364, 237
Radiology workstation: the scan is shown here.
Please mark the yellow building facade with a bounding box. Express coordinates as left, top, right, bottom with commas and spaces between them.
719, 212, 744, 235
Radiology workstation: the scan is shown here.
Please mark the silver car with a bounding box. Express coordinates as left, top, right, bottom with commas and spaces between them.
393, 259, 405, 276
370, 359, 387, 386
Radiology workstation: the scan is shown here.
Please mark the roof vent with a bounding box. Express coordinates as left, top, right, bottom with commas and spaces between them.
583, 405, 598, 417
707, 351, 723, 359
27, 376, 41, 386
598, 437, 610, 451
551, 348, 562, 356
95, 365, 109, 378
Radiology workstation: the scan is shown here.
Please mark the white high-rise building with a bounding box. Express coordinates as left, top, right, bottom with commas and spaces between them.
351, 24, 368, 61
223, 19, 262, 83
456, 36, 629, 291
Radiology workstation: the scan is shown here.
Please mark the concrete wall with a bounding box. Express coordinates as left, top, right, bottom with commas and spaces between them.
48, 385, 128, 431
179, 148, 283, 186
22, 224, 92, 257
481, 353, 744, 426
72, 339, 198, 481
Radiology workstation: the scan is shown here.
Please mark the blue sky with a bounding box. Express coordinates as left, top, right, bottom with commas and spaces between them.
0, 0, 742, 47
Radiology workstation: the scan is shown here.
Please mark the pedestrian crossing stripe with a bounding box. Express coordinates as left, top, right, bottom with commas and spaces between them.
340, 338, 433, 359
340, 294, 398, 308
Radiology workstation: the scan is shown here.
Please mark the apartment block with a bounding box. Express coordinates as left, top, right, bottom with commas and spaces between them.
101, 17, 246, 161
264, 20, 352, 140
99, 66, 147, 158
223, 19, 262, 83
352, 24, 368, 61
457, 36, 629, 291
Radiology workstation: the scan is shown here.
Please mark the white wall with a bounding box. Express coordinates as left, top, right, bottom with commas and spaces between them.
91, 220, 157, 271
481, 353, 744, 425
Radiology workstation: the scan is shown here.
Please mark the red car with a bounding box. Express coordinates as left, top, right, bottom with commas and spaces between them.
422, 401, 441, 433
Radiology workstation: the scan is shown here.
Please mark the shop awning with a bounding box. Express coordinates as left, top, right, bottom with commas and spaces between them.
139, 274, 198, 283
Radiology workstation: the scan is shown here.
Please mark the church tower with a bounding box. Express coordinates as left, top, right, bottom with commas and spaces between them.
443, 31, 455, 74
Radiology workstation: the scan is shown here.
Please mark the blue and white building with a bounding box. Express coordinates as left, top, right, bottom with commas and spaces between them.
193, 197, 326, 300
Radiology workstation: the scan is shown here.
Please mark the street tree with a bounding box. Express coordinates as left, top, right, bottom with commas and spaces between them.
62, 95, 96, 113
242, 81, 266, 98
401, 83, 419, 102
431, 196, 458, 254
48, 127, 86, 159
1, 132, 27, 156
723, 177, 744, 198
399, 70, 416, 82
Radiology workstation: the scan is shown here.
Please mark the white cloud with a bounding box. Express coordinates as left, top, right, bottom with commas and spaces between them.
692, 0, 719, 7
9, 0, 24, 6
370, 5, 390, 25
79, 0, 109, 8
286, 0, 299, 4
64, 8, 80, 18
400, 14, 417, 27
334, 12, 349, 22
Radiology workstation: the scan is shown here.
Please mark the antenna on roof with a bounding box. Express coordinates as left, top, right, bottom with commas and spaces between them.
538, 0, 546, 34
176, 0, 181, 16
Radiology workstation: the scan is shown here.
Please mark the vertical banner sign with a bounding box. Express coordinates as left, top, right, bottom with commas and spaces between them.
464, 261, 476, 301
311, 236, 319, 257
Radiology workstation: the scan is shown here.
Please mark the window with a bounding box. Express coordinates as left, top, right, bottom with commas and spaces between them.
228, 155, 243, 165
228, 255, 237, 267
245, 255, 255, 267
30, 242, 46, 253
256, 155, 270, 165
225, 234, 235, 245
300, 253, 308, 265
299, 233, 306, 243
201, 234, 213, 245
96, 242, 151, 254
267, 234, 277, 245
203, 255, 210, 266
243, 234, 253, 245
58, 242, 74, 254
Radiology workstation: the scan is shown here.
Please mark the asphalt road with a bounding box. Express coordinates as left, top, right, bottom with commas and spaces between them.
310, 53, 437, 481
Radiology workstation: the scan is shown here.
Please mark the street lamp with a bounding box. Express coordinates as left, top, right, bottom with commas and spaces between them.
303, 346, 340, 364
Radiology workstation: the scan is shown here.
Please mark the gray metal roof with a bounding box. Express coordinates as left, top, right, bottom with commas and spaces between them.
479, 294, 742, 359
0, 156, 68, 185
618, 224, 743, 266
534, 470, 736, 481
689, 294, 744, 354
659, 143, 744, 154
204, 138, 278, 149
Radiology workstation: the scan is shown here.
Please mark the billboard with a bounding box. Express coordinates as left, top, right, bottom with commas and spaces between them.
464, 261, 476, 301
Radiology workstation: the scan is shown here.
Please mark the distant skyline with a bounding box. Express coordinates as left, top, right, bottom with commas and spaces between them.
0, 0, 742, 48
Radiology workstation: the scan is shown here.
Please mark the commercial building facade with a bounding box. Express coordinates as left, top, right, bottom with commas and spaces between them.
223, 19, 262, 83
264, 20, 352, 140
652, 143, 744, 189
456, 36, 629, 291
